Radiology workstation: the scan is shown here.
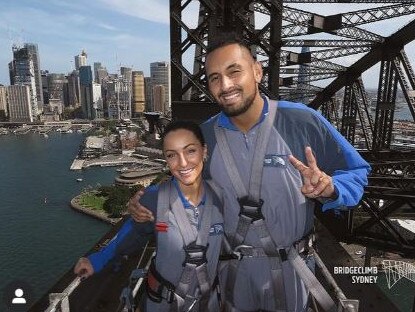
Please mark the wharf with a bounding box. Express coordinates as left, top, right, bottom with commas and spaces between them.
70, 154, 163, 170
70, 159, 85, 170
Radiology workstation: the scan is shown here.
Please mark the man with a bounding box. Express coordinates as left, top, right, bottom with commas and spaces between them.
129, 38, 370, 311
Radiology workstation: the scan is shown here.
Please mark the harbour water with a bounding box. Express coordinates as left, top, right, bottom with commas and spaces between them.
0, 132, 115, 311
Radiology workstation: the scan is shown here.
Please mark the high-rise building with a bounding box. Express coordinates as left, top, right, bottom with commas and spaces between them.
94, 62, 102, 81
132, 71, 145, 116
67, 70, 81, 107
47, 73, 67, 114
144, 77, 152, 111
94, 62, 108, 83
103, 75, 132, 120
9, 44, 42, 119
92, 82, 103, 119
152, 85, 166, 113
150, 62, 170, 114
0, 85, 7, 120
79, 66, 93, 119
74, 50, 87, 70
24, 43, 44, 106
120, 67, 132, 82
41, 70, 49, 104
7, 85, 33, 122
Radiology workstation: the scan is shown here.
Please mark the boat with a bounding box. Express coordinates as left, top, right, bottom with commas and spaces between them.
76, 178, 83, 182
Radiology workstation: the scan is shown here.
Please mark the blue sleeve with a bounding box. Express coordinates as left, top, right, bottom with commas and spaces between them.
139, 184, 159, 215
88, 217, 154, 273
312, 112, 371, 211
276, 101, 371, 212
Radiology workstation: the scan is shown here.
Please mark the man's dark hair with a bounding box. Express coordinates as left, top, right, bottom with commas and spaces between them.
161, 120, 205, 147
206, 32, 254, 59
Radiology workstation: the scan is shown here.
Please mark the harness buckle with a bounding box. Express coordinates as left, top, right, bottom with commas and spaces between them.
164, 288, 175, 303
232, 244, 254, 260
238, 196, 264, 222
183, 242, 208, 267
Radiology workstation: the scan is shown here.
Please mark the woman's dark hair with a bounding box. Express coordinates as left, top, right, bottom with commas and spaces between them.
161, 120, 205, 147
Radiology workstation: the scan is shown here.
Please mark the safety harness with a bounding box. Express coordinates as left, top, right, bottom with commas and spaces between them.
145, 180, 215, 312
214, 100, 337, 312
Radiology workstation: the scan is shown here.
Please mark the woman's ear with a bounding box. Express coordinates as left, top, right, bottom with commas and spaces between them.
203, 144, 208, 162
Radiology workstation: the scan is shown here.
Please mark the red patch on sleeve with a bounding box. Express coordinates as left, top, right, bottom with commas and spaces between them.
155, 222, 168, 232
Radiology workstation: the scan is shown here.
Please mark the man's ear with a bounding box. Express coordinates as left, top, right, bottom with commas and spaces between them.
253, 61, 263, 83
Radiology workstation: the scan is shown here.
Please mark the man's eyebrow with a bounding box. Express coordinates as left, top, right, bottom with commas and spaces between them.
207, 63, 242, 80
227, 63, 242, 70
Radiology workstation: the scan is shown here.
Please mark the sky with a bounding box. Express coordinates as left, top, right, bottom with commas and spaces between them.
0, 1, 415, 89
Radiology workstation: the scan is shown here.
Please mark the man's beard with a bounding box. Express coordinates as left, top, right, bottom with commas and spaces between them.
219, 88, 257, 117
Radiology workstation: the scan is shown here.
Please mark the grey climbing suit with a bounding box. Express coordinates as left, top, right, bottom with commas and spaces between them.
214, 101, 336, 312
145, 180, 223, 312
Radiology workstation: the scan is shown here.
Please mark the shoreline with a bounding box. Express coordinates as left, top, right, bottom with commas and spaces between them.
70, 194, 121, 225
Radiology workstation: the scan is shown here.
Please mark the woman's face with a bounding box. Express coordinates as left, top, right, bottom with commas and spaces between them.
163, 129, 207, 187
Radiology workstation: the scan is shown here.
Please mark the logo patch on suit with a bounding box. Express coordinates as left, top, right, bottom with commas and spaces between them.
264, 154, 287, 168
209, 223, 224, 235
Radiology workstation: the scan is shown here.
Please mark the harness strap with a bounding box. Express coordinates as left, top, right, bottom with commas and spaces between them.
147, 257, 176, 304
288, 248, 337, 312
167, 180, 214, 312
215, 100, 287, 311
222, 234, 315, 259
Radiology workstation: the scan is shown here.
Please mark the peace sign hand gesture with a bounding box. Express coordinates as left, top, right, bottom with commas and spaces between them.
288, 146, 336, 200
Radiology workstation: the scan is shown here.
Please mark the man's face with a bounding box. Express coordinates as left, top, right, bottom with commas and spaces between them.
205, 43, 262, 117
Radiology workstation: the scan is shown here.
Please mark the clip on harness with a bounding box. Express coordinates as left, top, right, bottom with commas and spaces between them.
146, 181, 214, 312
214, 100, 337, 312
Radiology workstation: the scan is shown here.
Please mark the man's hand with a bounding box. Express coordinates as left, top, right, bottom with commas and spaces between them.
288, 146, 336, 199
74, 257, 94, 279
128, 189, 154, 222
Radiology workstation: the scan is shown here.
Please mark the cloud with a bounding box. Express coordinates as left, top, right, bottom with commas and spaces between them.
98, 0, 169, 24
97, 23, 117, 31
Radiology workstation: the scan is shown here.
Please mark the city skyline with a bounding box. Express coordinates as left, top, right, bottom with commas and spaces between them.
1, 1, 415, 89
0, 0, 173, 85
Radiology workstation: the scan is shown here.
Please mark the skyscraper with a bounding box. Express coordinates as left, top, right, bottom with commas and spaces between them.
7, 85, 33, 122
9, 44, 43, 119
132, 71, 145, 115
41, 70, 49, 104
92, 82, 103, 119
25, 43, 44, 106
150, 62, 170, 114
94, 62, 108, 83
120, 67, 132, 82
103, 75, 131, 120
74, 50, 87, 70
47, 73, 67, 114
144, 77, 152, 111
152, 85, 166, 113
67, 70, 81, 108
0, 85, 7, 120
79, 66, 93, 119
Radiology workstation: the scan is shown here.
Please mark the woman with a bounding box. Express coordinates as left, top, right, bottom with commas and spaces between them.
74, 120, 224, 312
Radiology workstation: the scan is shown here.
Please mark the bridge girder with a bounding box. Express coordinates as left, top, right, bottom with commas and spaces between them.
170, 0, 415, 256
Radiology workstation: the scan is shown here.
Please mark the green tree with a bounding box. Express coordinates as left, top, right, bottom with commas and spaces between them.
102, 185, 143, 217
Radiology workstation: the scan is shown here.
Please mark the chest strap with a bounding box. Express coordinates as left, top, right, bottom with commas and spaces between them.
154, 181, 214, 312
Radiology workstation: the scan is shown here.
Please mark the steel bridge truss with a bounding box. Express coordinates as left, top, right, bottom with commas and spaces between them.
170, 0, 415, 257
